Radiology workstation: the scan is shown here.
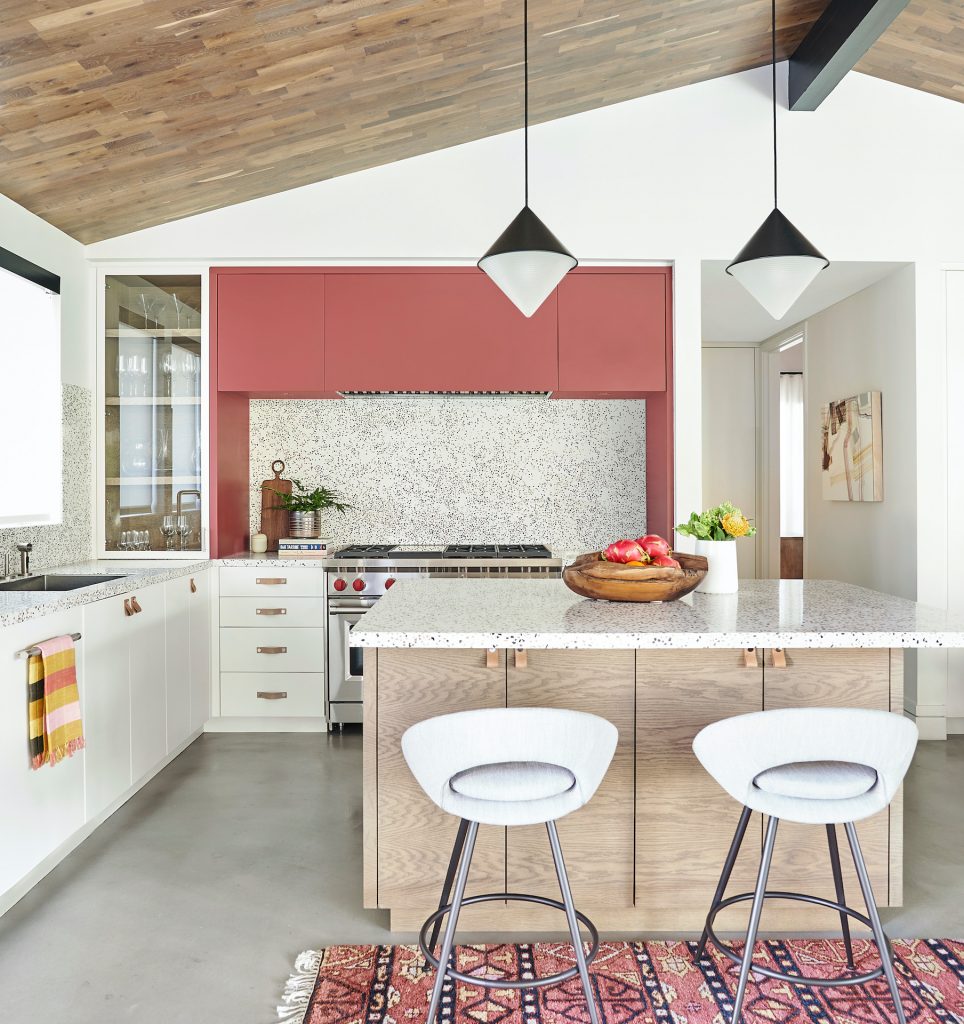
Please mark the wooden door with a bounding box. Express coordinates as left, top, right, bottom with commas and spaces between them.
164, 579, 192, 752
216, 272, 324, 393
81, 595, 133, 819
506, 649, 634, 907
762, 647, 893, 905
636, 649, 763, 924
325, 271, 558, 392
129, 585, 169, 784
557, 271, 668, 395
189, 572, 212, 732
375, 647, 507, 908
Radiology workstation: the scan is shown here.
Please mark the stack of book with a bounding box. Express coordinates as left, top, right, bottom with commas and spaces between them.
277, 538, 332, 558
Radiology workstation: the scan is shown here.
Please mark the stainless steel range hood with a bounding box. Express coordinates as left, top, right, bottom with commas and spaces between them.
336, 390, 553, 399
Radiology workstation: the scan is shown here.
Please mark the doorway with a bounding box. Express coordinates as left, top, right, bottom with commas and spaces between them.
777, 335, 804, 578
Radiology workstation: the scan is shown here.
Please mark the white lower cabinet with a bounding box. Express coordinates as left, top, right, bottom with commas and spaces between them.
189, 572, 211, 733
130, 587, 168, 783
218, 566, 326, 723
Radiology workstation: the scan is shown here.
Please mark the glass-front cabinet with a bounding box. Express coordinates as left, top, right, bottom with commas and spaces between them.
99, 272, 207, 557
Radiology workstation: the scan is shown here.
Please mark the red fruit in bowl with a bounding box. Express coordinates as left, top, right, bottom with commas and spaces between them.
602, 539, 646, 564
651, 554, 681, 569
637, 534, 672, 559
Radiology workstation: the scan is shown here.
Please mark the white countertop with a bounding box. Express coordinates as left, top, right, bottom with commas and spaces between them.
349, 577, 964, 649
220, 551, 330, 567
0, 560, 213, 629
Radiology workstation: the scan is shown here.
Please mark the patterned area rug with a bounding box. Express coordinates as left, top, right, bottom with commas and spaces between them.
276, 939, 964, 1024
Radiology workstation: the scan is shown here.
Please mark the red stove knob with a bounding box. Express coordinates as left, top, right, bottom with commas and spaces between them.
333, 577, 347, 592
385, 577, 396, 589
352, 578, 367, 592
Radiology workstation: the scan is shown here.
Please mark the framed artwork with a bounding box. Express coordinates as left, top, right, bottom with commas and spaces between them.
821, 391, 883, 502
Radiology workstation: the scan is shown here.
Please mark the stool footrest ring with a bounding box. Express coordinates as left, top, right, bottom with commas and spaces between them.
702, 890, 887, 988
419, 892, 600, 990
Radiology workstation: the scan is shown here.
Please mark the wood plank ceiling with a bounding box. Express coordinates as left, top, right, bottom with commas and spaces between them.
0, 0, 958, 243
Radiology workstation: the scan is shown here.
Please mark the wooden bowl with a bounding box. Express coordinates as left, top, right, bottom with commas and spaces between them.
562, 551, 709, 602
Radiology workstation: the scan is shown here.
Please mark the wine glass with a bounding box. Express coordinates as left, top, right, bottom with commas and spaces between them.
161, 351, 173, 397
161, 515, 176, 550
176, 515, 190, 550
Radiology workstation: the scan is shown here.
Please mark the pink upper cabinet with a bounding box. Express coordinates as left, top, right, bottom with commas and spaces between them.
557, 271, 668, 396
215, 272, 325, 394
324, 271, 558, 393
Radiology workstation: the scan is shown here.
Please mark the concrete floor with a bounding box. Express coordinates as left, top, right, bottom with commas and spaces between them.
0, 733, 961, 1024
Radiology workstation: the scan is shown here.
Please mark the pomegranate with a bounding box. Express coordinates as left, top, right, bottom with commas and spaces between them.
601, 539, 647, 563
636, 534, 672, 559
651, 554, 681, 569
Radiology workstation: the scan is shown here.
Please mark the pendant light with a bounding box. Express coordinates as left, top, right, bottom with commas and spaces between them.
478, 0, 576, 317
727, 0, 828, 319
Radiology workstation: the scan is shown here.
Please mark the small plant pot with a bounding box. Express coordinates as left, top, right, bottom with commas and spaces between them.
288, 511, 318, 538
694, 539, 739, 594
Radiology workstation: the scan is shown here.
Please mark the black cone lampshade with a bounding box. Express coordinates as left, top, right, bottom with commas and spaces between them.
726, 207, 829, 319
478, 206, 577, 318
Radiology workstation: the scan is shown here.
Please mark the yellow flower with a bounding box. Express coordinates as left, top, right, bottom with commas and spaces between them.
722, 512, 751, 537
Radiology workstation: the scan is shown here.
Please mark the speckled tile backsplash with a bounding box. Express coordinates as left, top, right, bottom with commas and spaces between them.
0, 384, 93, 569
249, 397, 647, 552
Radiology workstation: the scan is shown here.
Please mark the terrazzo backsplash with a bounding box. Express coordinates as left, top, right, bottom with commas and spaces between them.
0, 384, 93, 570
249, 397, 646, 552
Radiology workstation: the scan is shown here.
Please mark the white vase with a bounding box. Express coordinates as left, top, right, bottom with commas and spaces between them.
695, 539, 739, 594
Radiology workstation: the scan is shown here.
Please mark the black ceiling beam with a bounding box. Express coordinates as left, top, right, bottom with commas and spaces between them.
788, 0, 910, 111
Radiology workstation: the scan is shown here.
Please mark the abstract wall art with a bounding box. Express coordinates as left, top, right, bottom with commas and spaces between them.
821, 390, 883, 502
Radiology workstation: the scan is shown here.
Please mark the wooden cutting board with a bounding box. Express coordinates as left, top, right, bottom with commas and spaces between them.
259, 460, 291, 552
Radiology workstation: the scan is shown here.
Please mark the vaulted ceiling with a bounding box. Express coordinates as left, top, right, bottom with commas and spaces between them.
1, 0, 960, 243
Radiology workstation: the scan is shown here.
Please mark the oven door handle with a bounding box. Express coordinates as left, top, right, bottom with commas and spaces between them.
328, 608, 370, 616
328, 598, 378, 611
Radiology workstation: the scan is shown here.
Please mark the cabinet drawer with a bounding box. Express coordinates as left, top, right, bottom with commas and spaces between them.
219, 596, 325, 628
220, 627, 325, 672
219, 566, 325, 598
220, 673, 324, 717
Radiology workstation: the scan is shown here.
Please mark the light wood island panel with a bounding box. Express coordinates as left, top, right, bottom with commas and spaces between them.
367, 646, 904, 934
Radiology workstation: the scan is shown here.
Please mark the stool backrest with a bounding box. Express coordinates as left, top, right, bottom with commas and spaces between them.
403, 707, 618, 809
693, 707, 918, 809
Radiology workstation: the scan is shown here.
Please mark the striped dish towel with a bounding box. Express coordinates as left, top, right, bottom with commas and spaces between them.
28, 635, 85, 770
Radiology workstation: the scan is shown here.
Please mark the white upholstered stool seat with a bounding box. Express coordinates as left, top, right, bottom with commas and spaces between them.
753, 760, 878, 802
402, 705, 618, 1024
691, 706, 919, 1024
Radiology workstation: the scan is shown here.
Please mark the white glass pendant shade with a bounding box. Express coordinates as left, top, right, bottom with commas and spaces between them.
727, 208, 829, 319
478, 206, 577, 317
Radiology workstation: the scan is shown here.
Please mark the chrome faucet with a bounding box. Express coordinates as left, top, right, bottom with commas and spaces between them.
16, 542, 33, 577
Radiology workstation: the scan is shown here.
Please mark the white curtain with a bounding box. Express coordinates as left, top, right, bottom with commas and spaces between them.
780, 373, 804, 537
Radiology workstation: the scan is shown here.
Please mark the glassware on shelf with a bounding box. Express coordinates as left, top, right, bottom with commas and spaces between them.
161, 515, 176, 550
176, 515, 190, 549
121, 439, 149, 475
161, 351, 173, 397
156, 425, 172, 474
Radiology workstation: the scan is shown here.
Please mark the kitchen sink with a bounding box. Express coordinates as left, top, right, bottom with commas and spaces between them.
0, 574, 128, 592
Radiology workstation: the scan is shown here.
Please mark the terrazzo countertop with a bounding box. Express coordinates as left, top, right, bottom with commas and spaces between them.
350, 577, 964, 650
219, 551, 330, 567
0, 559, 213, 629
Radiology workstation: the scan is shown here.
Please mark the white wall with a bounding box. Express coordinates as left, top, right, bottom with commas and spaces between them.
945, 271, 964, 731
804, 266, 916, 597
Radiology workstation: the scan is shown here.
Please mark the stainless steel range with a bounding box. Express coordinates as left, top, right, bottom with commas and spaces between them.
323, 544, 562, 729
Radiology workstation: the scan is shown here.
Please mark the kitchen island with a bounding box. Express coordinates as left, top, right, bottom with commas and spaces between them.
352, 578, 964, 933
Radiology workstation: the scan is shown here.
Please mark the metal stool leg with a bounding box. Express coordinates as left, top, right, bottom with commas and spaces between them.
826, 824, 855, 969
730, 816, 779, 1024
547, 821, 602, 1024
428, 819, 470, 954
844, 822, 907, 1024
426, 820, 479, 1024
695, 806, 753, 961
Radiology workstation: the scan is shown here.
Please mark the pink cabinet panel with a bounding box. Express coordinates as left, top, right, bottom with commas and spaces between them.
324, 272, 558, 392
216, 273, 324, 394
557, 272, 668, 395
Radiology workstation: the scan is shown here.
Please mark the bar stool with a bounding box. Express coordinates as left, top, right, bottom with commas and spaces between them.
402, 707, 618, 1024
692, 707, 919, 1024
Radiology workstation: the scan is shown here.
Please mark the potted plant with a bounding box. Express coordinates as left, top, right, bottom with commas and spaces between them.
675, 502, 756, 594
265, 479, 352, 539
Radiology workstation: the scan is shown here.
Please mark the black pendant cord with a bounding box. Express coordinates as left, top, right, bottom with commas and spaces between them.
523, 0, 529, 207
771, 0, 778, 210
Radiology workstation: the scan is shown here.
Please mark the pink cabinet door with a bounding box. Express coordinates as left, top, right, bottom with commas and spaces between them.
216, 273, 324, 393
324, 272, 558, 392
557, 272, 668, 394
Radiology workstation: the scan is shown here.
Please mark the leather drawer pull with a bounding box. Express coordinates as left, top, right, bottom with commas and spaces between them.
257, 646, 287, 654
771, 648, 787, 668
257, 691, 288, 700
124, 598, 134, 617
514, 649, 528, 669
743, 648, 758, 669
256, 578, 287, 585
190, 578, 197, 593
130, 596, 142, 614
485, 648, 499, 669
256, 608, 287, 615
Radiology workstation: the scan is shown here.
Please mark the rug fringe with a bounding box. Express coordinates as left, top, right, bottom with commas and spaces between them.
275, 949, 323, 1023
